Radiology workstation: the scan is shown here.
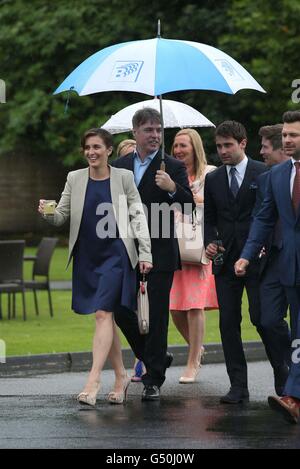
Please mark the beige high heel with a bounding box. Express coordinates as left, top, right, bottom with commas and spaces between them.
77, 381, 100, 406
179, 367, 200, 384
179, 346, 205, 384
107, 377, 131, 404
199, 346, 205, 367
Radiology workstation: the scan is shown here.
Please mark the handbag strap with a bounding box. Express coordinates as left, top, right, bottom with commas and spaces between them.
191, 209, 198, 228
140, 273, 147, 293
140, 273, 146, 282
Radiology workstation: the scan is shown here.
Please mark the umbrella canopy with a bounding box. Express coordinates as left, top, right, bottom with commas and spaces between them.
101, 98, 215, 134
54, 37, 266, 97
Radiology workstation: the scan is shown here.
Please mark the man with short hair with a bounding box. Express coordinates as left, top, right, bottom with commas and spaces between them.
113, 108, 194, 401
254, 124, 291, 396
235, 110, 300, 423
259, 124, 285, 166
204, 120, 271, 404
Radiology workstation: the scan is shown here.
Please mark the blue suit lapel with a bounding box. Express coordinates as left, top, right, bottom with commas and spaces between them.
280, 160, 294, 221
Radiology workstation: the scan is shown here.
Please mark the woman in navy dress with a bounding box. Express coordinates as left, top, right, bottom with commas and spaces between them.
39, 128, 152, 406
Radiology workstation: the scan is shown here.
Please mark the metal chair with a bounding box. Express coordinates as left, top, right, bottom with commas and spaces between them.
24, 237, 58, 317
0, 240, 26, 320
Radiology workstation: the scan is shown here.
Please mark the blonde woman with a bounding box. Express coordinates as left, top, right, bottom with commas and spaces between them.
170, 128, 218, 383
116, 139, 136, 158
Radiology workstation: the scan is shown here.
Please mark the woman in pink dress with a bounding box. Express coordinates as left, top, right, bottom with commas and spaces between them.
170, 128, 218, 383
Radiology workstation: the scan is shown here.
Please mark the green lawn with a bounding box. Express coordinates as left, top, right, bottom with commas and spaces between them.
0, 246, 261, 356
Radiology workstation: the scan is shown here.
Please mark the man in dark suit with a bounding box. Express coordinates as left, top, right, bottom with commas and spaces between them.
112, 108, 194, 401
254, 125, 291, 395
235, 111, 300, 423
204, 120, 269, 404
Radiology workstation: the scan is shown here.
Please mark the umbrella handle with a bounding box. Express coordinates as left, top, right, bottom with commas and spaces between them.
160, 161, 166, 171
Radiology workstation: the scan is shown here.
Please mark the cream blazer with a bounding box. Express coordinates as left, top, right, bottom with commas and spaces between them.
44, 166, 152, 268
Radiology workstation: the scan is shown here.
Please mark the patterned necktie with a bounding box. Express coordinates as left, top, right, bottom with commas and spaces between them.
230, 167, 239, 198
292, 162, 300, 214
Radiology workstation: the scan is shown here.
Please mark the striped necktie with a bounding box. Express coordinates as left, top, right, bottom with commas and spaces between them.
230, 167, 239, 198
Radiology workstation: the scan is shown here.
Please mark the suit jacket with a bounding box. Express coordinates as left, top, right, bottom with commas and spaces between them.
112, 151, 194, 272
44, 166, 152, 268
252, 170, 283, 276
241, 159, 300, 287
204, 157, 266, 274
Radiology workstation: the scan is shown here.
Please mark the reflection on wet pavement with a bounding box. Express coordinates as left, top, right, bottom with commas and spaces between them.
0, 362, 299, 449
0, 394, 299, 449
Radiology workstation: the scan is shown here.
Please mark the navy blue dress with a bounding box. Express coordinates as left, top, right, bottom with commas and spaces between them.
72, 178, 137, 314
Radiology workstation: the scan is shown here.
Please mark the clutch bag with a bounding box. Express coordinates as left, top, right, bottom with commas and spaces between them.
136, 274, 149, 334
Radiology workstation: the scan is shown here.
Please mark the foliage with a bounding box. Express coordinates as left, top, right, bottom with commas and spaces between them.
217, 0, 300, 155
0, 0, 298, 164
0, 0, 230, 164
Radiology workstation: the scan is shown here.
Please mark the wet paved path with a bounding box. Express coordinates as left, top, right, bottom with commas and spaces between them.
0, 361, 299, 449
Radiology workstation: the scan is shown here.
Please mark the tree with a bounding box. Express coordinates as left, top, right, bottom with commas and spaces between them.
2, 0, 293, 164
216, 0, 300, 154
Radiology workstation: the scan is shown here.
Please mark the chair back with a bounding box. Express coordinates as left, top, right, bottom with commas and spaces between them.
33, 238, 58, 277
0, 240, 25, 282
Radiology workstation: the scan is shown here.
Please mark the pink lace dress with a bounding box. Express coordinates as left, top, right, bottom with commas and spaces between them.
170, 168, 219, 311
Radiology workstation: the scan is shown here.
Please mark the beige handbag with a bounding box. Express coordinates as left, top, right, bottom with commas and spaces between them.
136, 274, 149, 334
176, 209, 209, 266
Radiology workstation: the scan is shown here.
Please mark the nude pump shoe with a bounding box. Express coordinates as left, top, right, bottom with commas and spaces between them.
179, 347, 205, 384
77, 381, 100, 406
179, 367, 200, 384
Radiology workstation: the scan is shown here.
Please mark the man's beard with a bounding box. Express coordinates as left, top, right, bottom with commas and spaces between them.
293, 147, 300, 160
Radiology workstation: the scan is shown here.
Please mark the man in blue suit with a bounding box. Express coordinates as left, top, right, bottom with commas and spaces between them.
235, 110, 300, 423
254, 124, 291, 396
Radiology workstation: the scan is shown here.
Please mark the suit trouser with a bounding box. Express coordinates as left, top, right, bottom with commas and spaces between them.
283, 286, 300, 399
215, 265, 271, 390
259, 251, 291, 368
114, 270, 174, 388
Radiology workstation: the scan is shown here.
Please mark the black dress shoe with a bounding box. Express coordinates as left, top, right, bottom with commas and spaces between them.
142, 385, 160, 401
165, 352, 174, 369
220, 387, 249, 404
274, 366, 289, 396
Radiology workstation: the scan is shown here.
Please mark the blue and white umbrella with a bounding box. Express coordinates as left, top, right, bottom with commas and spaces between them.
54, 32, 265, 166
54, 37, 265, 97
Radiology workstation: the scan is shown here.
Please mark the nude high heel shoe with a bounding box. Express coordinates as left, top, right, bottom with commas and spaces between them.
77, 381, 100, 407
199, 346, 205, 366
107, 377, 131, 405
179, 367, 200, 384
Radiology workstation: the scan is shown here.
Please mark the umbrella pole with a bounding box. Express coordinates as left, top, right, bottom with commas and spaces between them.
157, 20, 165, 171
159, 94, 165, 171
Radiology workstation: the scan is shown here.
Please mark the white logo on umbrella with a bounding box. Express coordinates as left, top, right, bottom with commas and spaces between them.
111, 61, 144, 82
215, 60, 244, 81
